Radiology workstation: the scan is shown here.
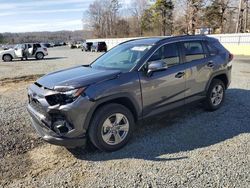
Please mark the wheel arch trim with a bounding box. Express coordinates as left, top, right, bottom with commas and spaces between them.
83, 93, 141, 131
205, 71, 229, 92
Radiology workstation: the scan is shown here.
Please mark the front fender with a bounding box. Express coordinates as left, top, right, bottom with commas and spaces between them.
82, 71, 143, 130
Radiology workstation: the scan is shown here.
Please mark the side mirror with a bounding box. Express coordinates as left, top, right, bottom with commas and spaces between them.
147, 60, 167, 76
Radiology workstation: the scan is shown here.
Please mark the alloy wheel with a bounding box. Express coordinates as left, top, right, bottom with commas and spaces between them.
210, 84, 224, 106
101, 113, 129, 145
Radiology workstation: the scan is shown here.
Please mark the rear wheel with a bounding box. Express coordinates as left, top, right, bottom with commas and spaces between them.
3, 54, 13, 62
88, 103, 134, 152
204, 79, 225, 111
35, 52, 44, 60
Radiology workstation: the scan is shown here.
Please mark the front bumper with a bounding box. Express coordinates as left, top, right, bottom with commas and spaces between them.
27, 83, 94, 148
27, 104, 86, 148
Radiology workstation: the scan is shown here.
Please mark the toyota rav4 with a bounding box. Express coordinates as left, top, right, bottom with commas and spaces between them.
27, 35, 233, 152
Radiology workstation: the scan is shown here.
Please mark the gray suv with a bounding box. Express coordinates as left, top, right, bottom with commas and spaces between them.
27, 35, 233, 152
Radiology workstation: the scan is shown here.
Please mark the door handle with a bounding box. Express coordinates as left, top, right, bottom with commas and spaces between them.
175, 72, 185, 78
207, 62, 214, 68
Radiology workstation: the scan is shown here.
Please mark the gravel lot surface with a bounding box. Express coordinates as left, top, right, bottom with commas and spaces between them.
0, 48, 249, 187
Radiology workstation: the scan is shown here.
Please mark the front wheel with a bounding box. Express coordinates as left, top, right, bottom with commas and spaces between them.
88, 103, 134, 152
204, 79, 225, 111
3, 54, 13, 62
35, 52, 44, 60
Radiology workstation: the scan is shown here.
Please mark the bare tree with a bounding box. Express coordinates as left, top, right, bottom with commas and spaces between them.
130, 0, 149, 36
186, 0, 204, 35
87, 0, 121, 38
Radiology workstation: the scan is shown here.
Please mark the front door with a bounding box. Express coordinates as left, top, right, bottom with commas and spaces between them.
15, 44, 24, 58
139, 42, 187, 117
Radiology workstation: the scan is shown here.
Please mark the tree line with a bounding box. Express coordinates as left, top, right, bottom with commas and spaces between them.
86, 0, 247, 38
0, 30, 92, 44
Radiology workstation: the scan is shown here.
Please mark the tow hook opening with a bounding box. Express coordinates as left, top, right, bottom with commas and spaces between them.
52, 119, 72, 135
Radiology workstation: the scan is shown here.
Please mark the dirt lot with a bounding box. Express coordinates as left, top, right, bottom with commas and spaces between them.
0, 47, 249, 187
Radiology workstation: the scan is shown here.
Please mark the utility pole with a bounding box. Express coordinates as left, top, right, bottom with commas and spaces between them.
236, 0, 249, 33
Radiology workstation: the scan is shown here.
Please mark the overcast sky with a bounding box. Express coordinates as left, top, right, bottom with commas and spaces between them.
0, 0, 132, 33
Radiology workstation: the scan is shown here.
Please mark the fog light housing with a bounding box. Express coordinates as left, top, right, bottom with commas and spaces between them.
53, 120, 72, 135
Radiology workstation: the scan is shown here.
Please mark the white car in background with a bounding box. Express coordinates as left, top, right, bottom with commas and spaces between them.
0, 43, 48, 62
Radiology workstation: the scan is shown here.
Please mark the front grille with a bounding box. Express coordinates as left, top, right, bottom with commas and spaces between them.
29, 96, 47, 116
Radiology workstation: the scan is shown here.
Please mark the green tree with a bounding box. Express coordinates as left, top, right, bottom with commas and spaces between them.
203, 0, 231, 33
141, 0, 174, 36
141, 8, 154, 34
154, 0, 174, 35
0, 34, 4, 43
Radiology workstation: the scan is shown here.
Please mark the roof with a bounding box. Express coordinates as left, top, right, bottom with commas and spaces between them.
119, 37, 167, 45
121, 35, 216, 46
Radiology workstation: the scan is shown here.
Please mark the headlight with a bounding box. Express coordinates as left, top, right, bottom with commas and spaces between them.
46, 87, 86, 106
62, 88, 86, 103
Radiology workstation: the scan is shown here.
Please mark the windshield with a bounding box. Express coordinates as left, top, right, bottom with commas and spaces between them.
91, 43, 152, 71
14, 44, 23, 49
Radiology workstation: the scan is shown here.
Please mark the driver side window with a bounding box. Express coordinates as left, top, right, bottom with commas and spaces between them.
148, 43, 180, 68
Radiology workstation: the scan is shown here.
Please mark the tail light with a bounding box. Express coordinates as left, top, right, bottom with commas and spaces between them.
43, 48, 47, 52
229, 53, 234, 62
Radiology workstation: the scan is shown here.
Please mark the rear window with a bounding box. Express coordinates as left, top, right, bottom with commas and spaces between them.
183, 41, 206, 62
205, 41, 219, 56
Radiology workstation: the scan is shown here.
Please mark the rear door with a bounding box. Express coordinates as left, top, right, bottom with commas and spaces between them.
27, 44, 33, 56
139, 42, 187, 116
181, 40, 215, 99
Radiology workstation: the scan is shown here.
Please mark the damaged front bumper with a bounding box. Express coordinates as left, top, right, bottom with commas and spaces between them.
27, 83, 94, 148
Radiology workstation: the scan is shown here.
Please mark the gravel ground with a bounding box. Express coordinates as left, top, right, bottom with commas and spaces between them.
0, 49, 249, 187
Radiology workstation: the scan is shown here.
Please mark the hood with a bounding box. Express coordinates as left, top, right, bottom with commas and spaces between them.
0, 49, 13, 54
36, 66, 121, 90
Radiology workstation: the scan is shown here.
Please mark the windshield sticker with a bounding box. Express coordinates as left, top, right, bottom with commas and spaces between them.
131, 46, 151, 51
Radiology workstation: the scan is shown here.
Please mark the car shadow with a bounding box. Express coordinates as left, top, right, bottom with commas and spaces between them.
68, 88, 250, 161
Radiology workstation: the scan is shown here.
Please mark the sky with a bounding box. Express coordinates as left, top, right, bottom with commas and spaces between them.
0, 0, 132, 33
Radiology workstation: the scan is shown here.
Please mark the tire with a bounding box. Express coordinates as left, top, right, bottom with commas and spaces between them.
35, 52, 44, 60
204, 79, 225, 111
3, 54, 13, 62
88, 103, 135, 152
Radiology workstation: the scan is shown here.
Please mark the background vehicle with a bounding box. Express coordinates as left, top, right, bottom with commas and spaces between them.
42, 43, 51, 48
81, 42, 93, 52
91, 42, 107, 52
27, 35, 233, 152
0, 43, 48, 62
69, 42, 77, 49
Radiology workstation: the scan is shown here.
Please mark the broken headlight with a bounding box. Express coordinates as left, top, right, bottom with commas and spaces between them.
46, 87, 86, 106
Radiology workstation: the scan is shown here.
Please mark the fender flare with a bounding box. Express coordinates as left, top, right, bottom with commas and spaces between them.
205, 70, 229, 92
83, 93, 142, 130
2, 53, 13, 60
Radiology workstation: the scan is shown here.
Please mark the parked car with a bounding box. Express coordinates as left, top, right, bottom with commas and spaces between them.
81, 42, 93, 52
49, 42, 55, 48
42, 43, 51, 48
75, 43, 82, 49
68, 42, 77, 49
0, 43, 48, 62
27, 35, 233, 152
91, 42, 107, 52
